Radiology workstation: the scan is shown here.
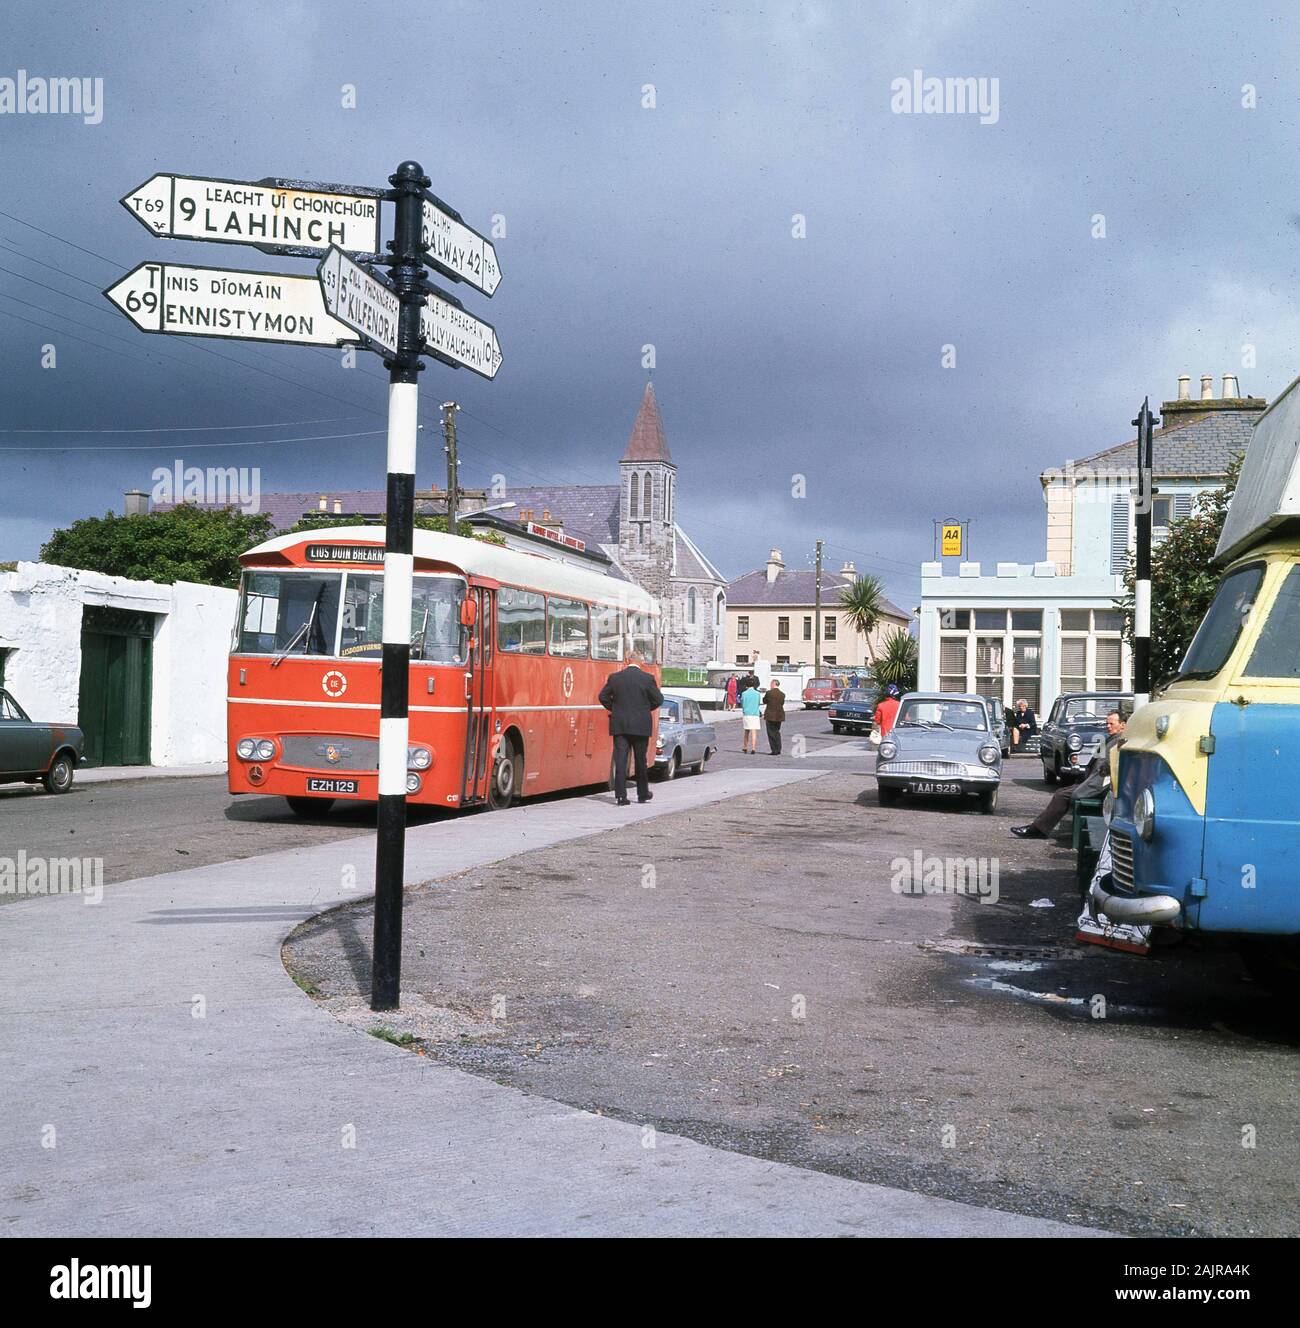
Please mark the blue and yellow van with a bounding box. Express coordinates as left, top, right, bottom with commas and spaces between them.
1098, 377, 1300, 988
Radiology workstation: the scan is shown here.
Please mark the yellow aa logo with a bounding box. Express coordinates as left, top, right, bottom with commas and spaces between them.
941, 523, 963, 557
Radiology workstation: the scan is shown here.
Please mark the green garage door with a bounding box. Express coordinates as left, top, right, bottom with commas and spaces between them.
78, 607, 155, 768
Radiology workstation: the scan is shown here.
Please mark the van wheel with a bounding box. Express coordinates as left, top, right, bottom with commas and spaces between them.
287, 796, 333, 817
1240, 939, 1300, 996
489, 736, 520, 810
42, 752, 75, 794
978, 786, 999, 814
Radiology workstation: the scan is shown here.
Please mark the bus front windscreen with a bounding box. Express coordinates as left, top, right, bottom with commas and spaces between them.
237, 571, 341, 658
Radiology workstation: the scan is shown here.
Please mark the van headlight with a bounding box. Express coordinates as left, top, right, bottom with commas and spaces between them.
978, 745, 999, 765
1134, 788, 1156, 841
1067, 732, 1083, 751
406, 745, 432, 770
878, 740, 898, 762
1155, 714, 1170, 739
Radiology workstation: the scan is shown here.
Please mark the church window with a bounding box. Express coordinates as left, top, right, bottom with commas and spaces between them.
629, 472, 640, 519
688, 587, 697, 625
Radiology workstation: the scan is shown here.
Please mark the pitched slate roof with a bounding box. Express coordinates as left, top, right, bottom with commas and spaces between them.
673, 525, 725, 583
727, 567, 909, 620
500, 485, 620, 546
621, 381, 673, 464
1070, 404, 1264, 478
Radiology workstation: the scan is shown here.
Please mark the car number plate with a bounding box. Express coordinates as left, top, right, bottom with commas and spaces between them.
906, 779, 962, 795
307, 777, 358, 794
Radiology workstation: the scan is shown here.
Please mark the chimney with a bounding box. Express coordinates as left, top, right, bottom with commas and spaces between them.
318, 495, 327, 511
1222, 373, 1240, 399
766, 548, 784, 583
839, 560, 856, 577
1200, 374, 1214, 400
1177, 374, 1190, 401
123, 490, 149, 516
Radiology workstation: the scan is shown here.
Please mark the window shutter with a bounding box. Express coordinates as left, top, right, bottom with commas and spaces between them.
1110, 497, 1129, 574
1174, 492, 1193, 522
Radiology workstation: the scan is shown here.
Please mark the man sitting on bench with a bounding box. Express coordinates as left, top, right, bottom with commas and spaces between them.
1011, 710, 1126, 839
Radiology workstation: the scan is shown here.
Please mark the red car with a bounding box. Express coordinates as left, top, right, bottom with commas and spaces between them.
801, 677, 844, 709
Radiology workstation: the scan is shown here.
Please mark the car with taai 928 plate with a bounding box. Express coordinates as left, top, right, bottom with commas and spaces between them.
654, 693, 717, 780
0, 689, 85, 794
875, 692, 1003, 812
829, 688, 875, 734
1039, 691, 1133, 783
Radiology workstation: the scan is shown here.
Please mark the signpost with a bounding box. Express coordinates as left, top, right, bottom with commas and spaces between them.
317, 246, 401, 357
420, 192, 501, 295
121, 173, 383, 257
419, 287, 502, 379
940, 521, 963, 558
105, 157, 504, 1015
104, 260, 359, 347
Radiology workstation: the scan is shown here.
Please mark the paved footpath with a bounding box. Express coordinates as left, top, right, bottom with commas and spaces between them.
0, 764, 1104, 1237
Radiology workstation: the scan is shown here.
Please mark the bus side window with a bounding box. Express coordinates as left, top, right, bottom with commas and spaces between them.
592, 604, 623, 660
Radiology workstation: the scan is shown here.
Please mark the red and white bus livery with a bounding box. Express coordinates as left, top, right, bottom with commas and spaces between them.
228, 526, 661, 813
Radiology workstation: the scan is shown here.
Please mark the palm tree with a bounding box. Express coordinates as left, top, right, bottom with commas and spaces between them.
870, 628, 918, 696
837, 573, 887, 665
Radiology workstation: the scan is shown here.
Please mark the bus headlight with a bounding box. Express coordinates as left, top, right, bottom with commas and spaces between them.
1134, 788, 1156, 841
1067, 732, 1083, 752
978, 745, 999, 765
406, 772, 423, 794
236, 738, 256, 760
878, 740, 898, 762
237, 737, 276, 762
407, 745, 432, 770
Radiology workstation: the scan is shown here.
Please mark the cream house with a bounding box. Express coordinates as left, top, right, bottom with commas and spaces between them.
725, 549, 911, 671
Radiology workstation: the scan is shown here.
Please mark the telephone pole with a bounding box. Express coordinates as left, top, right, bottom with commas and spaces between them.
442, 400, 460, 532
1132, 397, 1157, 706
814, 539, 824, 677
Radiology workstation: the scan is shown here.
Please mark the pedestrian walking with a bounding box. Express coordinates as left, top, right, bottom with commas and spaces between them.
739, 678, 762, 753
762, 678, 786, 754
598, 648, 664, 806
725, 673, 738, 710
873, 683, 901, 739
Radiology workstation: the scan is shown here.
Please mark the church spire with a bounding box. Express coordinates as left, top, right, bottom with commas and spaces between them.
620, 381, 674, 465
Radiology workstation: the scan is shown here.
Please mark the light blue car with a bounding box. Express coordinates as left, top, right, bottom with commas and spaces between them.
655, 693, 718, 780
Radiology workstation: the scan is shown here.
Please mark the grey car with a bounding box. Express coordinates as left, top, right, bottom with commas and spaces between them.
980, 695, 1012, 757
0, 689, 85, 794
1039, 691, 1133, 783
655, 693, 717, 780
875, 691, 1003, 813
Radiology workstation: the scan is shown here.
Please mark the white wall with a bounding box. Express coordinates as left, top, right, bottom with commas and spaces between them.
0, 563, 236, 766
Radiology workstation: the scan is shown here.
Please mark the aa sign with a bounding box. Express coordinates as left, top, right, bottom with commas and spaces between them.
941, 523, 963, 557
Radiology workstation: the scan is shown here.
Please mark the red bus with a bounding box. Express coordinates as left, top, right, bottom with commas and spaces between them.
228, 526, 661, 814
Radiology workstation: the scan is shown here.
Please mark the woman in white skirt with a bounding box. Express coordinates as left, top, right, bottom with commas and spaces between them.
739, 679, 762, 753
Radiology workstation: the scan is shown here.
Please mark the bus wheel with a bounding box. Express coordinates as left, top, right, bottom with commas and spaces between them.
286, 797, 333, 817
489, 737, 519, 810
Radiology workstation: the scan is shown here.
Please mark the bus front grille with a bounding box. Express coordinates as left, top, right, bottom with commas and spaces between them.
1110, 831, 1135, 890
279, 735, 380, 771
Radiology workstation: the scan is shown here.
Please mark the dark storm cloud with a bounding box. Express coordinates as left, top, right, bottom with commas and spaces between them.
3, 0, 1300, 608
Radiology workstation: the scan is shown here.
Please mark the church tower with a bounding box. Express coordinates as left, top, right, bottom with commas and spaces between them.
617, 382, 676, 604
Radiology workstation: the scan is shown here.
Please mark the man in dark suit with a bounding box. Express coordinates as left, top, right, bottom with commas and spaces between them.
599, 649, 664, 806
1011, 711, 1125, 838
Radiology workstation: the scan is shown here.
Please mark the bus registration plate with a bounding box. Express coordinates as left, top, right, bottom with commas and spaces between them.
307, 777, 359, 795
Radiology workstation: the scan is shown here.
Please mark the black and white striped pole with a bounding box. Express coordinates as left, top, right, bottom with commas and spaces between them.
371, 160, 429, 1012
1131, 397, 1157, 708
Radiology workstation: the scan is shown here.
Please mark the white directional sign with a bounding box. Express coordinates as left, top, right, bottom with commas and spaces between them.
121, 173, 382, 257
419, 288, 503, 380
317, 247, 401, 357
420, 194, 501, 297
104, 261, 360, 347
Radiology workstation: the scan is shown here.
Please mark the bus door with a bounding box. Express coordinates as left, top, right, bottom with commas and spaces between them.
460, 586, 494, 805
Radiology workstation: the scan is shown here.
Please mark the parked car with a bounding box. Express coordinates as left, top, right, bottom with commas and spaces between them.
874, 692, 1003, 813
829, 688, 875, 734
801, 676, 843, 709
980, 695, 1012, 757
1039, 691, 1134, 783
0, 689, 84, 794
654, 693, 717, 780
